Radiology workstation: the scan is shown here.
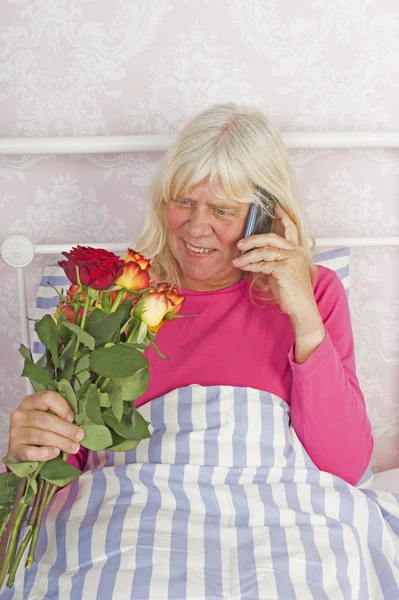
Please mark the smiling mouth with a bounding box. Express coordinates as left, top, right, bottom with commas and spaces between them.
184, 240, 215, 255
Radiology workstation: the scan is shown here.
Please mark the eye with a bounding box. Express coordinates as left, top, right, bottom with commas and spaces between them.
177, 199, 191, 207
214, 208, 228, 216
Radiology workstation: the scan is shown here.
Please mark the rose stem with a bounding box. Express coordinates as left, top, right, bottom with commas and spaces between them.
25, 480, 51, 569
0, 477, 27, 588
0, 501, 28, 588
0, 513, 10, 540
73, 292, 91, 360
27, 477, 44, 530
43, 483, 57, 512
109, 289, 125, 313
4, 478, 46, 588
5, 527, 33, 588
7, 500, 29, 572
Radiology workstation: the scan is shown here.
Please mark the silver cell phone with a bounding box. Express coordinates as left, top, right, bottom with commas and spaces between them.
242, 186, 276, 252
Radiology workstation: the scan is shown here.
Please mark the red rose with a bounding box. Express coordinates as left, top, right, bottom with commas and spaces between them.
59, 246, 124, 290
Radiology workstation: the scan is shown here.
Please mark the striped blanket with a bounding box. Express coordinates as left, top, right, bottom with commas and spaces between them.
2, 385, 399, 600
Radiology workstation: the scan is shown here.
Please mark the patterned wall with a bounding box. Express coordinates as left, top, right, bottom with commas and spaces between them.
1, 0, 399, 472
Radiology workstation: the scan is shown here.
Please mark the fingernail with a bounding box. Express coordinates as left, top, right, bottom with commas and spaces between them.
237, 240, 244, 247
75, 430, 84, 441
67, 413, 74, 423
232, 258, 239, 264
72, 443, 79, 453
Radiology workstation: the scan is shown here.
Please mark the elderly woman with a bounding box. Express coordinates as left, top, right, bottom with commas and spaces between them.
6, 103, 384, 599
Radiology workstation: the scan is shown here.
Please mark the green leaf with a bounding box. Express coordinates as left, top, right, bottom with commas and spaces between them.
58, 320, 73, 344
87, 312, 122, 347
86, 308, 105, 330
74, 380, 91, 426
31, 381, 47, 393
88, 287, 101, 302
74, 352, 90, 374
22, 360, 54, 386
40, 457, 81, 487
24, 481, 35, 506
86, 386, 104, 425
28, 477, 37, 495
123, 402, 133, 416
101, 293, 111, 311
99, 391, 111, 408
76, 379, 90, 400
56, 379, 78, 415
59, 319, 95, 350
2, 457, 39, 478
35, 314, 60, 368
102, 408, 150, 441
107, 431, 140, 452
111, 392, 123, 422
137, 321, 148, 343
74, 369, 90, 390
18, 344, 32, 362
60, 357, 74, 380
81, 423, 113, 450
59, 334, 77, 369
0, 472, 22, 508
90, 345, 148, 378
106, 368, 150, 402
0, 506, 11, 530
35, 352, 48, 369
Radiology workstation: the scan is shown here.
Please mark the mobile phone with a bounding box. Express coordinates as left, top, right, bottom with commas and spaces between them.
242, 186, 276, 252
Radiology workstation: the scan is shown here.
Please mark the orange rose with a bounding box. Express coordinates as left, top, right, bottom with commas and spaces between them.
66, 284, 86, 303
124, 249, 151, 272
54, 302, 75, 323
115, 261, 150, 292
140, 291, 169, 332
139, 286, 185, 333
165, 287, 185, 316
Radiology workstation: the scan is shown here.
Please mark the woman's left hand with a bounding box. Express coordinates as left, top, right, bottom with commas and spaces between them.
233, 204, 319, 321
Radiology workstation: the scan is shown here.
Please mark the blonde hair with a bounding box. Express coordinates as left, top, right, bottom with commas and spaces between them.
136, 102, 317, 301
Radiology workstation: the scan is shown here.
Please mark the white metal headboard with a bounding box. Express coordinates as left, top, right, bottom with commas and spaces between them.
1, 131, 399, 394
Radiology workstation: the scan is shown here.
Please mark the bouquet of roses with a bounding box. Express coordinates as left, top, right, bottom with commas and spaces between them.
0, 246, 184, 589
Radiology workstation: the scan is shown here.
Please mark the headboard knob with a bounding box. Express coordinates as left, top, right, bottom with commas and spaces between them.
1, 235, 35, 267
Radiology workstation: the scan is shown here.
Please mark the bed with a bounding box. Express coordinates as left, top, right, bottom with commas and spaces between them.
1, 132, 399, 599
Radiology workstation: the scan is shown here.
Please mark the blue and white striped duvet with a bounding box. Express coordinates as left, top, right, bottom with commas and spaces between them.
3, 385, 399, 600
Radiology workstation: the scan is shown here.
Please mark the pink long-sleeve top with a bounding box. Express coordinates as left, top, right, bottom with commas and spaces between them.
71, 265, 373, 486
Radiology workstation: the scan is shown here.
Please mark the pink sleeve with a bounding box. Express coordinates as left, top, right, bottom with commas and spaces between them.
288, 267, 374, 486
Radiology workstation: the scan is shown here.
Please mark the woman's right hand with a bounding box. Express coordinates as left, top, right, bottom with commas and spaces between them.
6, 391, 85, 463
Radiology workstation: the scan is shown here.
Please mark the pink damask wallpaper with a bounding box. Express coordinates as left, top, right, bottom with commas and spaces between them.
0, 1, 399, 472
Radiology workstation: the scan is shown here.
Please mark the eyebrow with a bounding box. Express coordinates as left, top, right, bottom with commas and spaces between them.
179, 196, 242, 212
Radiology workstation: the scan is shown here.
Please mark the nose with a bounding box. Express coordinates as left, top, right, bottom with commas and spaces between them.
185, 207, 213, 238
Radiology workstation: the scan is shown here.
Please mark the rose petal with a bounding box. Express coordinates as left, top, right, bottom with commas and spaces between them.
115, 262, 150, 291
141, 292, 169, 330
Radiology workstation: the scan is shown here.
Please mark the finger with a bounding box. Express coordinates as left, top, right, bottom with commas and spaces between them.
21, 409, 84, 442
18, 426, 81, 455
238, 260, 281, 274
274, 204, 300, 245
233, 246, 290, 268
11, 443, 61, 463
238, 232, 294, 252
21, 391, 75, 423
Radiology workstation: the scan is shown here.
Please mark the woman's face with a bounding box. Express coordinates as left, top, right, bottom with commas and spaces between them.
165, 182, 249, 291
